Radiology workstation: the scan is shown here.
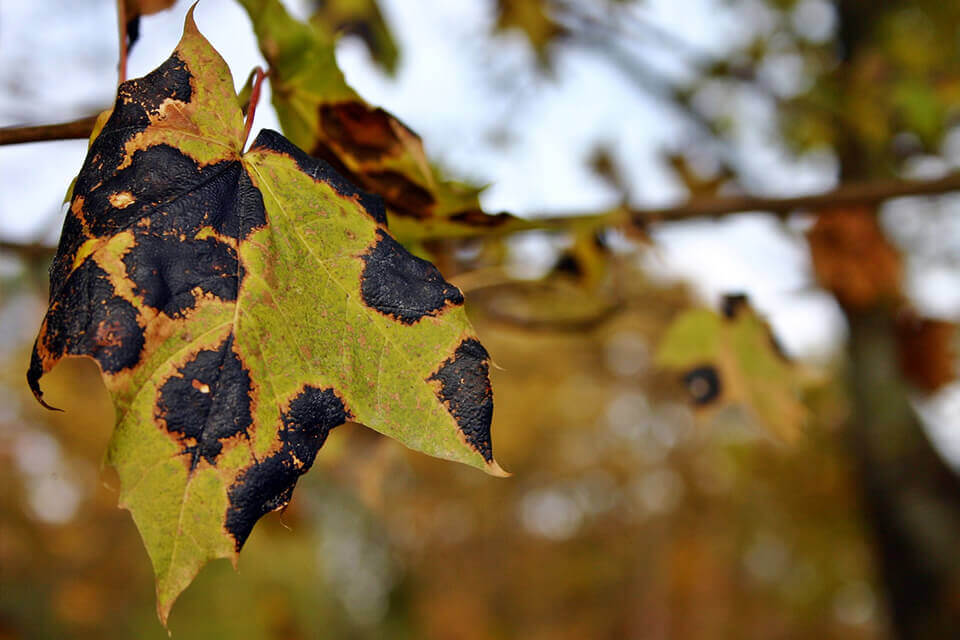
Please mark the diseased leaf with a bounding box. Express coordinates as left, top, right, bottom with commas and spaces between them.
310, 0, 399, 74
236, 0, 518, 240
28, 10, 502, 623
655, 295, 807, 441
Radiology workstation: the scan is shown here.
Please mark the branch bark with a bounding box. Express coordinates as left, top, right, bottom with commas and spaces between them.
0, 116, 98, 146
5, 169, 960, 257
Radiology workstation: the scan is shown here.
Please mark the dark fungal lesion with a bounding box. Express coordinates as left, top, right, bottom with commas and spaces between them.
249, 129, 386, 225
50, 52, 196, 290
359, 229, 464, 324
224, 385, 349, 549
428, 338, 494, 462
155, 335, 254, 470
91, 143, 267, 316
682, 365, 722, 406
28, 261, 145, 404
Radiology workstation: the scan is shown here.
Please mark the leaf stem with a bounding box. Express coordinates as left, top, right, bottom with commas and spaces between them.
242, 67, 267, 149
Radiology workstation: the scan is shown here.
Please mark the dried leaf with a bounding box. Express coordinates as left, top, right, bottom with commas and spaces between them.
895, 312, 957, 392
807, 205, 902, 310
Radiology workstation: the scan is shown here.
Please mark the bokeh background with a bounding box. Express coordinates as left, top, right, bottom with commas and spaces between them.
2, 0, 960, 638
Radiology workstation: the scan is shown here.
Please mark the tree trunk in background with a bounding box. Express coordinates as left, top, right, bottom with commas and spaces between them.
846, 310, 960, 637
834, 2, 960, 637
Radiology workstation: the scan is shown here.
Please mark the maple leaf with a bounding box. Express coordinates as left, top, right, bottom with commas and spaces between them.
236, 0, 519, 241
27, 9, 503, 623
655, 294, 808, 441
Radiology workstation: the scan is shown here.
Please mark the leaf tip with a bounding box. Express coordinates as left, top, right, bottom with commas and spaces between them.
485, 459, 511, 478
183, 1, 202, 37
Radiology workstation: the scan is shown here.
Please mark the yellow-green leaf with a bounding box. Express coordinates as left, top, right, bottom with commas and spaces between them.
655, 296, 807, 441
28, 9, 503, 624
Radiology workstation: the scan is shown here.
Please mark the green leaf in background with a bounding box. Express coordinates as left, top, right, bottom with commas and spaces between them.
656, 295, 808, 441
28, 9, 503, 623
310, 0, 399, 75
237, 0, 519, 241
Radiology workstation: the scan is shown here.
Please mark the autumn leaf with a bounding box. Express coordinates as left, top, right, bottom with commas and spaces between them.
27, 9, 503, 623
807, 205, 902, 310
655, 295, 808, 441
895, 312, 957, 393
236, 0, 518, 240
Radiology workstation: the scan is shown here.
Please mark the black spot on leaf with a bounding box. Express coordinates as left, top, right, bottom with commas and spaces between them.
428, 339, 494, 461
74, 54, 192, 203
156, 335, 253, 469
682, 365, 721, 406
83, 146, 253, 239
250, 129, 386, 225
124, 235, 241, 317
29, 261, 144, 395
360, 229, 463, 324
364, 169, 435, 220
449, 209, 512, 228
721, 293, 749, 319
224, 386, 348, 549
72, 142, 267, 316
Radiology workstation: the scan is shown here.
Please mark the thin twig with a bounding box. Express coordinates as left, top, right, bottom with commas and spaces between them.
0, 116, 98, 146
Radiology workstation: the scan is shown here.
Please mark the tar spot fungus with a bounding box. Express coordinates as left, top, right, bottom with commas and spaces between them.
428, 338, 494, 462
721, 293, 749, 319
224, 386, 348, 549
156, 335, 253, 469
31, 261, 144, 391
124, 233, 241, 317
360, 229, 464, 324
683, 365, 722, 406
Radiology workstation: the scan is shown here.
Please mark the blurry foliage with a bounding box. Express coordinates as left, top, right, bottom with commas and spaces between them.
237, 0, 516, 242
655, 295, 810, 442
310, 0, 399, 74
0, 249, 883, 639
495, 0, 566, 66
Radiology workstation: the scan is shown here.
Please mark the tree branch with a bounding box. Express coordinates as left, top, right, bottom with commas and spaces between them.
633, 172, 960, 223
0, 238, 57, 259
0, 115, 98, 146
4, 158, 960, 258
